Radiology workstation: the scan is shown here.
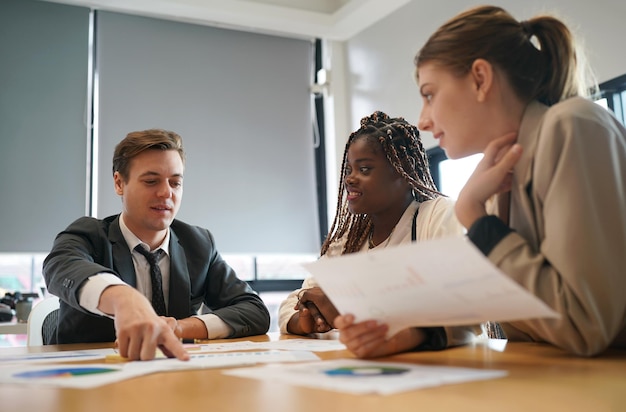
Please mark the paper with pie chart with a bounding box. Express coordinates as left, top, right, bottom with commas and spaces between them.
0, 350, 319, 388
225, 359, 507, 395
304, 236, 560, 338
0, 364, 136, 389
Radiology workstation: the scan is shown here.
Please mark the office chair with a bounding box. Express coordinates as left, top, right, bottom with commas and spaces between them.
26, 295, 60, 346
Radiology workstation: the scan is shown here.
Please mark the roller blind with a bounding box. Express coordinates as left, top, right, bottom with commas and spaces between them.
0, 0, 89, 252
95, 11, 320, 254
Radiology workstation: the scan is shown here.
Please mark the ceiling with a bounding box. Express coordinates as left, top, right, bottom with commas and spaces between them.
42, 0, 411, 40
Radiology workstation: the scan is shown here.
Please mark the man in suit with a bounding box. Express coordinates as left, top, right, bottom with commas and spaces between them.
43, 129, 270, 360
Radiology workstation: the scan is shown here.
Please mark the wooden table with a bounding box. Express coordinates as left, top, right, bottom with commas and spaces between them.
0, 334, 624, 412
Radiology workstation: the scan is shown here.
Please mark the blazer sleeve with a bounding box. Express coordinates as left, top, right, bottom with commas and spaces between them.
490, 103, 626, 356
43, 217, 119, 313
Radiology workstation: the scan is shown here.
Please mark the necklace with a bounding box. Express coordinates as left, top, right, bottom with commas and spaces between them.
368, 225, 396, 249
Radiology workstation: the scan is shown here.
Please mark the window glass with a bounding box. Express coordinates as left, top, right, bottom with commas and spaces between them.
618, 91, 626, 124
595, 97, 608, 110
438, 154, 483, 199
0, 253, 47, 347
222, 255, 256, 282
0, 253, 46, 296
256, 254, 318, 281
597, 73, 626, 126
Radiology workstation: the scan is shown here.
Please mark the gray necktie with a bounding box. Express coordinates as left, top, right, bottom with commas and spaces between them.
134, 245, 167, 316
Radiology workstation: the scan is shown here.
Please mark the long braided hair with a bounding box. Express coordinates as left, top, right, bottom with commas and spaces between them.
320, 111, 441, 256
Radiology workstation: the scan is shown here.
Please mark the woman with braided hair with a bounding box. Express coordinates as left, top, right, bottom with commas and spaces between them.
278, 111, 466, 349
339, 5, 626, 358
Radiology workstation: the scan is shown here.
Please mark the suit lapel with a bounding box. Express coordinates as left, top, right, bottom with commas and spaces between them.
492, 103, 546, 232
510, 101, 547, 245
514, 101, 546, 188
109, 216, 137, 287
167, 230, 191, 318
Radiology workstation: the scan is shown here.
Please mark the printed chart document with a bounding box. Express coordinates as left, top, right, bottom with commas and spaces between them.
304, 236, 559, 338
194, 339, 346, 353
0, 350, 320, 389
225, 359, 507, 395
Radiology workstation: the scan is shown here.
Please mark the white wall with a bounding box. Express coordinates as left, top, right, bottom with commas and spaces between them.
336, 0, 626, 154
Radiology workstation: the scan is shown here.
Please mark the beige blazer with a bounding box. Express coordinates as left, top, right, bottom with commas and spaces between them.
492, 98, 626, 356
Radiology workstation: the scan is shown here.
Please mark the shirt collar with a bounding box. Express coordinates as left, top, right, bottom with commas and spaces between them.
119, 213, 170, 256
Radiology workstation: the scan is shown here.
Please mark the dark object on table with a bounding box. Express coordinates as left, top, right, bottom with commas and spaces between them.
0, 303, 13, 322
1, 291, 39, 310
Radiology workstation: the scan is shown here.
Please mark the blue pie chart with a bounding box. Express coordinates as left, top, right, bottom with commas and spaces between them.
14, 367, 118, 379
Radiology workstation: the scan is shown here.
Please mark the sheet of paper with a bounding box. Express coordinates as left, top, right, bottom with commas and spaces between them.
123, 350, 319, 373
195, 339, 346, 353
0, 348, 116, 365
0, 350, 320, 389
0, 360, 235, 389
256, 339, 346, 352
304, 236, 559, 338
225, 359, 507, 395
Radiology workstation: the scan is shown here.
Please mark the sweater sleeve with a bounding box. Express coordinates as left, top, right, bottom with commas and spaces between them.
466, 215, 513, 256
278, 276, 319, 334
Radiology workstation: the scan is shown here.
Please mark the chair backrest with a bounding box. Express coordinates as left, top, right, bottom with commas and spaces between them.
27, 296, 60, 346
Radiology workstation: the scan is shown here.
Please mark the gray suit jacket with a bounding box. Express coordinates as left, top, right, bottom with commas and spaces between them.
491, 98, 626, 356
43, 215, 270, 344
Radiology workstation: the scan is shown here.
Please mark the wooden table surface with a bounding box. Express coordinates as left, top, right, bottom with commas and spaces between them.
0, 334, 624, 412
